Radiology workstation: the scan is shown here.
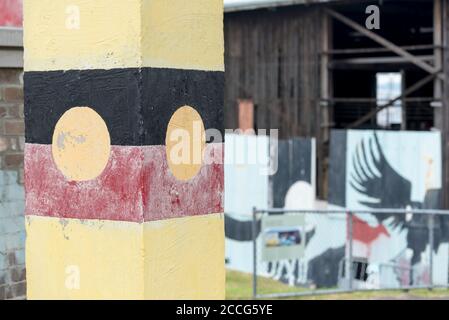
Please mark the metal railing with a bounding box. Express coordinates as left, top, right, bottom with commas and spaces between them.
251, 207, 449, 299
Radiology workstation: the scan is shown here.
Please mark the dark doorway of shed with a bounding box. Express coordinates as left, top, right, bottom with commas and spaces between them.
330, 0, 435, 131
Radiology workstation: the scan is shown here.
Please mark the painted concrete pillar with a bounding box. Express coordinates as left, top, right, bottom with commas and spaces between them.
23, 0, 224, 299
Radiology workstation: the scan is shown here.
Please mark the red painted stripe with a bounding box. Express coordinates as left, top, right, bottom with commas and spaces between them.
0, 0, 22, 27
143, 144, 224, 222
25, 144, 224, 222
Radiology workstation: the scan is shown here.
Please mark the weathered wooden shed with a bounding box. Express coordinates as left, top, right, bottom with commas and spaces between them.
224, 0, 449, 202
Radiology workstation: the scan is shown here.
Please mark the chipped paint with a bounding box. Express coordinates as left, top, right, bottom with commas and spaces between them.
24, 68, 224, 146
25, 143, 223, 222
51, 107, 111, 181
23, 0, 142, 71
26, 215, 144, 300
24, 0, 225, 299
141, 0, 224, 72
144, 213, 225, 299
166, 106, 206, 181
26, 214, 224, 300
24, 0, 224, 71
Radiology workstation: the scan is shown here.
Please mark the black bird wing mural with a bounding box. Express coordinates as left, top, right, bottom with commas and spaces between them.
349, 132, 411, 228
225, 213, 316, 244
225, 214, 261, 242
349, 132, 448, 267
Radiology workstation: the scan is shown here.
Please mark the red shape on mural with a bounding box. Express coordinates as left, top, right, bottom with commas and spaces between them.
347, 214, 390, 245
0, 0, 23, 28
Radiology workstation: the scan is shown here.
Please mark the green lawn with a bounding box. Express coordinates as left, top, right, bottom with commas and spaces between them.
226, 270, 449, 300
226, 270, 303, 299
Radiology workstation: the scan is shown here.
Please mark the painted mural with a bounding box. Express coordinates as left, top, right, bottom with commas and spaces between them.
328, 129, 447, 288
224, 134, 270, 272
224, 134, 318, 285
225, 130, 447, 289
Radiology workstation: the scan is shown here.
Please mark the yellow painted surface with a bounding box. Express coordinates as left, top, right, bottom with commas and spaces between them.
52, 107, 111, 181
166, 106, 206, 181
23, 0, 142, 71
141, 0, 224, 71
24, 0, 224, 71
26, 216, 144, 300
144, 213, 225, 300
26, 214, 225, 300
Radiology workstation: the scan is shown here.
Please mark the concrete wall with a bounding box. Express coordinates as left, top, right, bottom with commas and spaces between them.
0, 68, 25, 300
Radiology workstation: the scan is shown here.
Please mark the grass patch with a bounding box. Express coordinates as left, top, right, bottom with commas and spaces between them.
226, 270, 302, 300
226, 270, 449, 300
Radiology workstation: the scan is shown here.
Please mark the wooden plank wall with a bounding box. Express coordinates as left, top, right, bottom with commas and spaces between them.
224, 6, 325, 196
224, 6, 323, 138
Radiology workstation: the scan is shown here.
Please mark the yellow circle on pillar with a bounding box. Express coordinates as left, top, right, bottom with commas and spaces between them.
52, 107, 111, 181
166, 106, 206, 181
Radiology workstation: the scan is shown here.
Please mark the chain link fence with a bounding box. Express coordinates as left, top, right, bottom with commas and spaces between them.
251, 208, 449, 298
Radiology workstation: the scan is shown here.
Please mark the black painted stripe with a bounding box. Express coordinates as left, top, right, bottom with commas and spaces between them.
328, 130, 347, 207
271, 138, 313, 208
224, 214, 261, 242
224, 213, 316, 244
24, 68, 224, 146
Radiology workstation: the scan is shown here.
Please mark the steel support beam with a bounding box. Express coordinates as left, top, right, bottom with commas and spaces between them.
326, 8, 445, 81
347, 72, 439, 128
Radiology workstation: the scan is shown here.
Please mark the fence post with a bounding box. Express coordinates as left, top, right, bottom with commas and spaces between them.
252, 207, 258, 299
347, 211, 354, 291
428, 213, 434, 290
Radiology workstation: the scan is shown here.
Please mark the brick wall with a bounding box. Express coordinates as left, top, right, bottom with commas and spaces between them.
0, 68, 26, 300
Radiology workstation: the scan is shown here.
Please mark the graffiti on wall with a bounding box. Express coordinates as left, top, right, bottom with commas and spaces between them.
224, 134, 269, 272
225, 130, 446, 289
328, 129, 446, 288
224, 134, 317, 286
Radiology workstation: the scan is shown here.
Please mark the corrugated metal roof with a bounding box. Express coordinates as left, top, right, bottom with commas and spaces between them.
224, 0, 337, 12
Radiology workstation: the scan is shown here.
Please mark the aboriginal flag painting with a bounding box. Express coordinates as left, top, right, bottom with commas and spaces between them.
24, 0, 225, 299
